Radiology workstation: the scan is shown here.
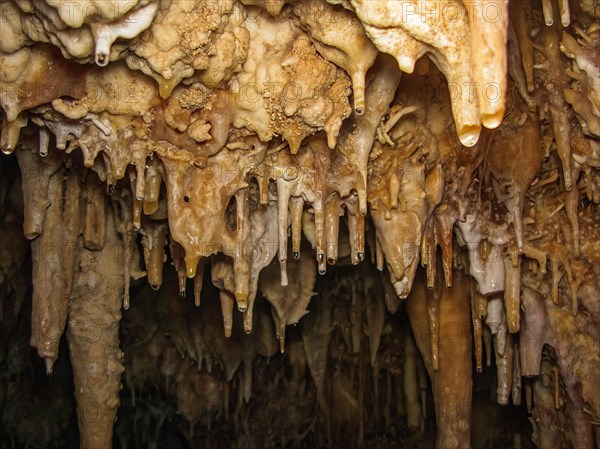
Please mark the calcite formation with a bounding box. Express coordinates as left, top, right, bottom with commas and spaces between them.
0, 0, 599, 448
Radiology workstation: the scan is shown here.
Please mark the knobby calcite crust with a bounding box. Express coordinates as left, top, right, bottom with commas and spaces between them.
0, 0, 599, 448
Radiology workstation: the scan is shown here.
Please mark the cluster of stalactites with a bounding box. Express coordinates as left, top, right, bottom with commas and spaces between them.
1, 1, 600, 449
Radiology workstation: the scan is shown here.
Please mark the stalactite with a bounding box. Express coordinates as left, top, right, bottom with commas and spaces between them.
407, 268, 473, 449
67, 203, 124, 449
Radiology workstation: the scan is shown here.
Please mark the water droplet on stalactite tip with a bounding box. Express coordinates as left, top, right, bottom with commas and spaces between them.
319, 267, 326, 275
458, 125, 481, 148
278, 335, 286, 353
185, 255, 200, 279
39, 128, 50, 157
234, 291, 248, 313
150, 284, 160, 291
108, 184, 116, 195
96, 53, 108, 67
179, 289, 186, 298
280, 344, 285, 353
358, 252, 365, 261
327, 257, 337, 266
293, 251, 301, 260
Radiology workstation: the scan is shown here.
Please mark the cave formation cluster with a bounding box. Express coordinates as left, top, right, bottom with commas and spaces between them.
0, 0, 599, 448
